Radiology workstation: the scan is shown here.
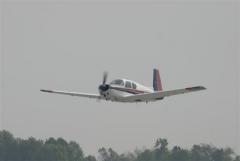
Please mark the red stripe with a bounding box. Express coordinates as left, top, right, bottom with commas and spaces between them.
154, 69, 163, 91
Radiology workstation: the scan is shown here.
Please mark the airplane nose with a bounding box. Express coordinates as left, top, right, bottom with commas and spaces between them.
98, 84, 110, 92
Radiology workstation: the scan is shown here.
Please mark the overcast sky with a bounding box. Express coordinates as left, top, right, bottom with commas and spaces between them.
0, 0, 239, 155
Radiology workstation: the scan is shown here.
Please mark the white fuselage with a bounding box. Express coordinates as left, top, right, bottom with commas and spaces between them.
99, 79, 153, 102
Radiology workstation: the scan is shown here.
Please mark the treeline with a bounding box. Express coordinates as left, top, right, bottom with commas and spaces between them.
0, 130, 239, 161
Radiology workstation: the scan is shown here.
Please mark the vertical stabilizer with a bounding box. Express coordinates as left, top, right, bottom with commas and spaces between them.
153, 69, 163, 91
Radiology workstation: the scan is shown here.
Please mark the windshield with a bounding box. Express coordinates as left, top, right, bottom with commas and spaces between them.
110, 79, 124, 86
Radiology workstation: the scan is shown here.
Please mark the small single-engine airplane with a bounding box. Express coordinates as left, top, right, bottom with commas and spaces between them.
41, 69, 206, 103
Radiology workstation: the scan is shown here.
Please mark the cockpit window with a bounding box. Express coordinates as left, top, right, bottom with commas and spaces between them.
125, 81, 132, 88
110, 79, 124, 86
132, 82, 137, 89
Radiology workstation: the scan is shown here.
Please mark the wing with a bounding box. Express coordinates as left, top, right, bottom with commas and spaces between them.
40, 89, 101, 99
123, 86, 206, 102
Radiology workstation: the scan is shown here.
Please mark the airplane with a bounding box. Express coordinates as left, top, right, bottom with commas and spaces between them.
40, 69, 206, 103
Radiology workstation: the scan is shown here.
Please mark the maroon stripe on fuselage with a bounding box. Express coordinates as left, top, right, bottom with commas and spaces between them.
110, 86, 150, 94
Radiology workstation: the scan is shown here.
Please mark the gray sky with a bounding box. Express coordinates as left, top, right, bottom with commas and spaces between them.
0, 0, 239, 155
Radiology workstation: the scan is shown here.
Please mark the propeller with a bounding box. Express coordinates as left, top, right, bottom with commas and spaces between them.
99, 71, 110, 92
102, 71, 108, 85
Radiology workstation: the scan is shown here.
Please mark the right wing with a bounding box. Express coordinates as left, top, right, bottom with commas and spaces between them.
40, 89, 102, 99
123, 86, 206, 102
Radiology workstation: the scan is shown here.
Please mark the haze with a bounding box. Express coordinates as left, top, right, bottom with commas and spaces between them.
0, 0, 239, 155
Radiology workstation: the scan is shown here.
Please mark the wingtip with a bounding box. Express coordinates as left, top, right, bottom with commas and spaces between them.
185, 86, 207, 91
40, 89, 53, 93
197, 86, 206, 90
201, 86, 207, 90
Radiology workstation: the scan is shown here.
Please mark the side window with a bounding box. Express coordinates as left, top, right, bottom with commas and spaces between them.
125, 81, 132, 88
132, 83, 137, 89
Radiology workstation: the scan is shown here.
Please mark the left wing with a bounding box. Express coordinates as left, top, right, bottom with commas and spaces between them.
123, 86, 206, 102
40, 89, 102, 99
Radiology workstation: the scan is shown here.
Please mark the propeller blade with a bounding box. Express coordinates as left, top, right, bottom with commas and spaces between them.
102, 71, 108, 85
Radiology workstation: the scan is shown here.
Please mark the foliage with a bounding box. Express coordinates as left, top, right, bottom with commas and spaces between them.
0, 130, 239, 161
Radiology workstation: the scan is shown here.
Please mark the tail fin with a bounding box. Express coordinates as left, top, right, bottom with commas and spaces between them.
153, 68, 163, 91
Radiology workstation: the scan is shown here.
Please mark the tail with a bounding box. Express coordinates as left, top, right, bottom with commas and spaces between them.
153, 68, 163, 91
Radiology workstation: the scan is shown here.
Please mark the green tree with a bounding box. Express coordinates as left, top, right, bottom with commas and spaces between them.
234, 156, 240, 161
0, 130, 17, 161
98, 147, 120, 161
136, 149, 154, 161
154, 138, 170, 161
0, 130, 239, 161
68, 141, 84, 161
85, 155, 97, 161
170, 146, 189, 161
